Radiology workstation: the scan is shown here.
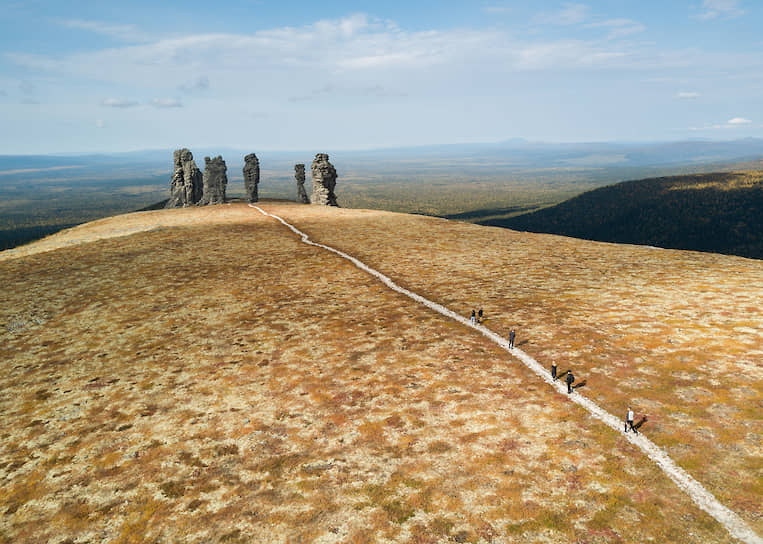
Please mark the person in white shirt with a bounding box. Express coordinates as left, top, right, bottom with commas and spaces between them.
625, 407, 637, 433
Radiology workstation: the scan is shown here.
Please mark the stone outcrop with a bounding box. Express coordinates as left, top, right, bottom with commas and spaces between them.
295, 164, 310, 204
166, 148, 202, 208
199, 156, 228, 206
310, 153, 338, 206
243, 153, 260, 203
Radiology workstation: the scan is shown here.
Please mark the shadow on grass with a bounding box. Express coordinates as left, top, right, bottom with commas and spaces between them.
634, 416, 648, 431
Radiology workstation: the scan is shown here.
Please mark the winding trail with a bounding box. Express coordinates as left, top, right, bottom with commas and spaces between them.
251, 204, 761, 544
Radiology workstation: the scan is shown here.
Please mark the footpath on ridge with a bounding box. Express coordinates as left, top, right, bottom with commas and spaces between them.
251, 203, 762, 544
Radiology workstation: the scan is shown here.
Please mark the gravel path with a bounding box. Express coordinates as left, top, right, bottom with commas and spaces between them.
252, 204, 762, 544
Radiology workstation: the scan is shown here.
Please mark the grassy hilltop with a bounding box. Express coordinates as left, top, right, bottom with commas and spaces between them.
0, 202, 761, 543
480, 170, 763, 260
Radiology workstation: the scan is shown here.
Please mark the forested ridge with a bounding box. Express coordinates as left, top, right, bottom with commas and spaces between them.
482, 171, 763, 260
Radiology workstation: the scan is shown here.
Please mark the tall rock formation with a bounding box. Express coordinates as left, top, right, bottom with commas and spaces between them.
310, 153, 338, 206
295, 163, 310, 204
199, 156, 228, 206
166, 148, 202, 208
243, 153, 260, 203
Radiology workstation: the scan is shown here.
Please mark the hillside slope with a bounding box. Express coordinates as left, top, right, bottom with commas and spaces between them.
480, 170, 763, 259
1, 202, 760, 543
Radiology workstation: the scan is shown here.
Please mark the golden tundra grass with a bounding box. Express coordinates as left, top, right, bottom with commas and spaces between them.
0, 202, 759, 543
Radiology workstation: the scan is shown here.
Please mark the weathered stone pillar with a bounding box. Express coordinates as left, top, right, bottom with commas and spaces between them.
243, 153, 260, 203
199, 155, 228, 205
166, 148, 202, 208
310, 153, 338, 206
295, 163, 310, 203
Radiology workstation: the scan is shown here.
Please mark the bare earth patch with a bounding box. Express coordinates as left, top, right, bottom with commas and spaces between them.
0, 201, 760, 543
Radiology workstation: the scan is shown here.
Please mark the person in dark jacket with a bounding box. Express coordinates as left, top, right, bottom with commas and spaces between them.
477, 307, 483, 323
565, 370, 575, 393
551, 362, 557, 381
509, 329, 516, 349
470, 309, 476, 325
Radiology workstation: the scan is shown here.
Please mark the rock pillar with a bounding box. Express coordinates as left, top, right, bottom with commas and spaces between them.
166, 148, 202, 208
199, 155, 228, 205
295, 164, 309, 203
243, 153, 260, 203
310, 153, 338, 206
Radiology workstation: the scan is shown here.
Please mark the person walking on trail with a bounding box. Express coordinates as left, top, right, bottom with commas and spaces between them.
551, 362, 557, 381
470, 309, 476, 325
509, 329, 516, 349
625, 407, 637, 433
478, 307, 483, 323
565, 370, 575, 393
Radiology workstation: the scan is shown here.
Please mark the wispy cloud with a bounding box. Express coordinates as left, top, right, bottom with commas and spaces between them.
288, 83, 406, 102
95, 119, 105, 128
150, 98, 183, 108
696, 0, 744, 20
2, 12, 741, 106
676, 91, 701, 99
179, 75, 210, 93
585, 18, 645, 40
690, 117, 754, 130
481, 3, 512, 14
57, 18, 149, 42
101, 98, 139, 108
535, 3, 590, 25
288, 84, 336, 103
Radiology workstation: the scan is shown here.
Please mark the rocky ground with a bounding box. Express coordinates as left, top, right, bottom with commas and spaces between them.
0, 202, 760, 543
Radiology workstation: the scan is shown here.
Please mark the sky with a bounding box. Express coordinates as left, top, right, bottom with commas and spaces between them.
1, 0, 762, 154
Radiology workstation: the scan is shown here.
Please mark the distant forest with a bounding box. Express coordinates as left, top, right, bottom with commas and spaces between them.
481, 171, 763, 260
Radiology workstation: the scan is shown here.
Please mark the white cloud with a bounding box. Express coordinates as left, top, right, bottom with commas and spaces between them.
95, 119, 105, 128
689, 117, 754, 130
676, 91, 700, 99
6, 11, 688, 87
1, 12, 739, 113
150, 98, 183, 108
536, 3, 590, 25
101, 98, 139, 108
696, 0, 744, 20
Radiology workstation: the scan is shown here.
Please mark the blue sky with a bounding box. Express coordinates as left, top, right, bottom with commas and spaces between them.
1, 0, 761, 153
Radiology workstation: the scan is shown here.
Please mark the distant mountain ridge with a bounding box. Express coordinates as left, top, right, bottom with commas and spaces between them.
481, 170, 763, 260
4, 137, 763, 169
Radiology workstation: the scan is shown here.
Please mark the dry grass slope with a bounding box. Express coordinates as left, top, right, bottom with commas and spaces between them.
0, 202, 760, 543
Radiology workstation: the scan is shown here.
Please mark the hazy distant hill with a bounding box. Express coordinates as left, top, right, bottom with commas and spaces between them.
481, 171, 763, 260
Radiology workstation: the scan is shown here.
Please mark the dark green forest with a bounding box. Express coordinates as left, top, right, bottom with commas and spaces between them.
481, 171, 763, 260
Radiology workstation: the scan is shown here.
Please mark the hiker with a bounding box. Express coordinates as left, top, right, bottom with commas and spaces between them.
470, 309, 476, 325
509, 329, 516, 349
551, 362, 557, 381
477, 307, 483, 323
565, 370, 575, 393
625, 407, 637, 433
